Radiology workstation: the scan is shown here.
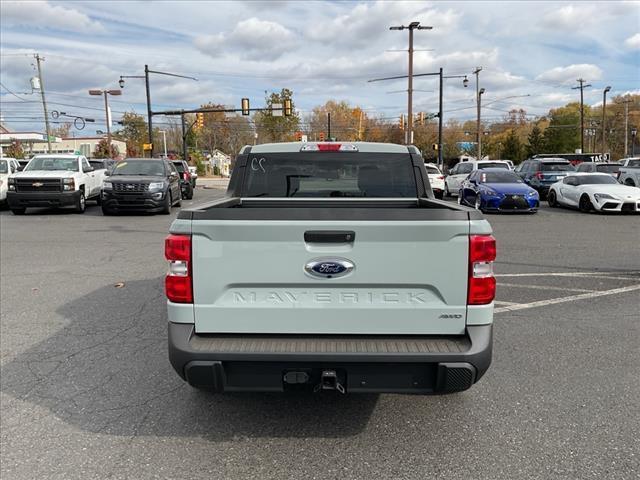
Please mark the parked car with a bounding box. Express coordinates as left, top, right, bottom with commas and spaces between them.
424, 162, 445, 198
575, 162, 620, 176
458, 168, 539, 213
0, 158, 15, 206
171, 160, 194, 199
6, 154, 105, 215
1, 157, 21, 174
515, 158, 575, 199
188, 166, 198, 186
89, 158, 116, 174
444, 160, 510, 197
166, 141, 495, 394
616, 157, 640, 187
547, 173, 640, 213
101, 158, 182, 215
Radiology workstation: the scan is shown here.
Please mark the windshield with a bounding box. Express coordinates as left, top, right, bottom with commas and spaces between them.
576, 175, 618, 185
24, 157, 79, 172
627, 159, 640, 167
479, 171, 523, 183
111, 160, 166, 176
541, 162, 574, 172
477, 162, 509, 170
0, 160, 8, 174
595, 164, 620, 173
243, 152, 416, 197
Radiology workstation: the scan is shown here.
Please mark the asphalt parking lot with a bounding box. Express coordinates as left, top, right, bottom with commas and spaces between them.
1, 187, 639, 480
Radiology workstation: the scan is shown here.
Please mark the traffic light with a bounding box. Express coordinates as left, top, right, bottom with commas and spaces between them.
196, 112, 204, 130
319, 132, 325, 141
283, 98, 292, 116
294, 131, 302, 141
400, 114, 405, 130
432, 143, 439, 151
241, 98, 250, 116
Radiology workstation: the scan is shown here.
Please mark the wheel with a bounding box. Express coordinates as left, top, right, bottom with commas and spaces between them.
444, 183, 450, 198
161, 192, 172, 215
75, 191, 86, 213
625, 179, 636, 187
474, 196, 484, 212
547, 190, 558, 208
579, 194, 594, 213
187, 188, 194, 200
175, 194, 182, 207
434, 191, 443, 200
95, 194, 102, 206
11, 208, 26, 215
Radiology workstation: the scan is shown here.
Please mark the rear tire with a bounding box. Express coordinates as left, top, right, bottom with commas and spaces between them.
75, 191, 86, 214
547, 190, 558, 208
444, 183, 450, 198
11, 208, 26, 215
475, 196, 484, 212
579, 194, 594, 213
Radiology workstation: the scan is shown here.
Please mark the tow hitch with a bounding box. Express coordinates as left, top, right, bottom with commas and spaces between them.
314, 370, 346, 394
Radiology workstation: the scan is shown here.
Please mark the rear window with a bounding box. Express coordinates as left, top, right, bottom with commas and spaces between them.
541, 162, 574, 172
595, 164, 620, 173
243, 153, 417, 198
172, 162, 186, 173
477, 162, 509, 170
425, 165, 440, 175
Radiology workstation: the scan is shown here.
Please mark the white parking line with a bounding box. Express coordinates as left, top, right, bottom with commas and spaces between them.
494, 300, 519, 306
497, 282, 596, 293
497, 272, 640, 280
494, 284, 640, 314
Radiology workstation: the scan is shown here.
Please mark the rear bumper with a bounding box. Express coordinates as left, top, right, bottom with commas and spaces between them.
168, 322, 493, 394
7, 190, 80, 208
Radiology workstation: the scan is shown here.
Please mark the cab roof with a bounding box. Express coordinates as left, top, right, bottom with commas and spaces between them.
243, 142, 411, 154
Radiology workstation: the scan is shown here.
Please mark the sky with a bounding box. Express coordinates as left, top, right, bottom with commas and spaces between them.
0, 0, 639, 134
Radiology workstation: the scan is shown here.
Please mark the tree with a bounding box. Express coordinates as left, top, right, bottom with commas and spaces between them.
51, 122, 72, 138
525, 125, 544, 158
114, 112, 147, 157
93, 139, 119, 159
542, 102, 584, 153
307, 100, 367, 141
5, 140, 25, 159
253, 88, 300, 143
501, 129, 523, 161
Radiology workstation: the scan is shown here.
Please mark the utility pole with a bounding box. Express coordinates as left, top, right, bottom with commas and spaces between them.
474, 67, 482, 159
35, 54, 52, 153
572, 79, 591, 153
622, 98, 632, 156
390, 21, 433, 145
145, 64, 153, 157
181, 112, 188, 162
601, 86, 611, 156
327, 112, 331, 139
438, 68, 444, 169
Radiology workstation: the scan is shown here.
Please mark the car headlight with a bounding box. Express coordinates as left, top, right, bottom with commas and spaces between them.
482, 189, 501, 197
593, 193, 618, 201
8, 178, 15, 190
527, 190, 538, 197
103, 181, 113, 190
62, 178, 75, 191
148, 182, 165, 191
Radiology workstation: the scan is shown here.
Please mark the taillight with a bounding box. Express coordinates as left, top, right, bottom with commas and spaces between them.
437, 175, 444, 180
468, 235, 496, 305
535, 171, 544, 179
165, 234, 192, 303
183, 172, 190, 181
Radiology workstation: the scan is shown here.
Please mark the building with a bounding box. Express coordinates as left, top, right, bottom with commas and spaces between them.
208, 149, 232, 177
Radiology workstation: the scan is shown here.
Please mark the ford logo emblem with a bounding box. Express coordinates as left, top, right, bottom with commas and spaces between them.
304, 258, 354, 279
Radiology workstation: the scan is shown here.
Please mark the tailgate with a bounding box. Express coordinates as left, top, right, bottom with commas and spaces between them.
192, 220, 470, 335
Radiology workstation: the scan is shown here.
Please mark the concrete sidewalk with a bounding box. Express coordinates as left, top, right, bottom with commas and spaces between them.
196, 177, 230, 189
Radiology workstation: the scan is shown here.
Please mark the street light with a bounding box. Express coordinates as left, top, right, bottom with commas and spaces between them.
89, 89, 121, 157
602, 86, 611, 156
478, 87, 485, 160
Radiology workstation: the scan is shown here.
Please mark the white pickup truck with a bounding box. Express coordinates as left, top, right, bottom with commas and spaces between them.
7, 154, 107, 214
617, 157, 640, 187
166, 142, 496, 395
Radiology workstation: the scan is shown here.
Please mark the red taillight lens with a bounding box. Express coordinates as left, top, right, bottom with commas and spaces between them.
437, 175, 444, 180
183, 172, 190, 181
468, 235, 496, 305
317, 143, 341, 151
165, 234, 192, 303
535, 171, 544, 179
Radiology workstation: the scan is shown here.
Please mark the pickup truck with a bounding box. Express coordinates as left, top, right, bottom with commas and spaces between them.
7, 154, 106, 214
617, 157, 640, 187
166, 142, 495, 395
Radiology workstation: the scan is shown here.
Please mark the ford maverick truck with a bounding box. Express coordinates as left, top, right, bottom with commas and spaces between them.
166, 142, 496, 394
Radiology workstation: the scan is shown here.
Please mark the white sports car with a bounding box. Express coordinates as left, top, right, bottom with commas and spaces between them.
548, 173, 640, 213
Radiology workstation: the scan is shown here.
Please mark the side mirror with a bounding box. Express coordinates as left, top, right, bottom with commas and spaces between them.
83, 166, 94, 173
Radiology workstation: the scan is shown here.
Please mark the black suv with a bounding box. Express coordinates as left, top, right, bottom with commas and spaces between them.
171, 160, 194, 199
101, 159, 182, 215
515, 158, 575, 198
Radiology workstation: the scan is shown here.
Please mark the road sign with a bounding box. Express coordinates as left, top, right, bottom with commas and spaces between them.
143, 143, 153, 150
272, 103, 283, 117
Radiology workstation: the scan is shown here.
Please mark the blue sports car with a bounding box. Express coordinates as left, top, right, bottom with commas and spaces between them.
458, 168, 539, 213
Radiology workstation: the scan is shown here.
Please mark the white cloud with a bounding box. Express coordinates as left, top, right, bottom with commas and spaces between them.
1, 0, 105, 33
624, 33, 640, 49
194, 17, 296, 61
536, 64, 603, 85
542, 4, 597, 29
